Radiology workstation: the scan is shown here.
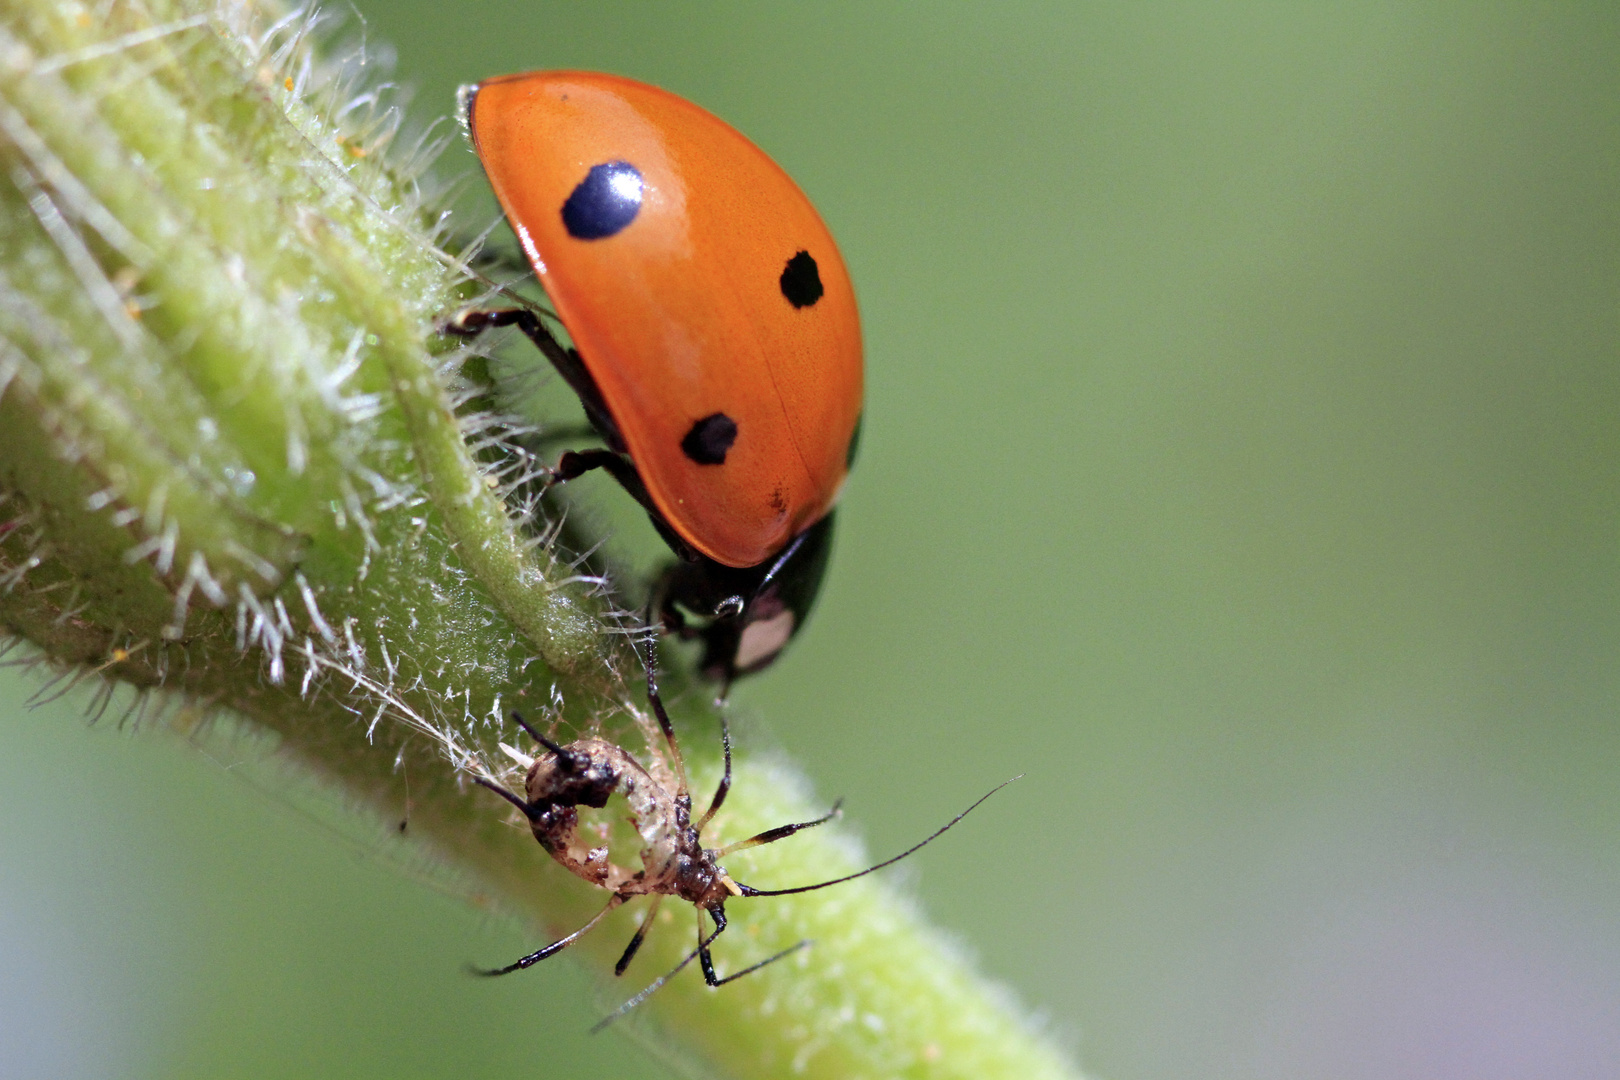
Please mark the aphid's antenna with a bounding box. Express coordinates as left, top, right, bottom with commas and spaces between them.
718, 799, 843, 857
640, 623, 690, 799
694, 705, 733, 832
734, 775, 1022, 897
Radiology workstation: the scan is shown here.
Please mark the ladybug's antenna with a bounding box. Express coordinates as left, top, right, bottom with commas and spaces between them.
639, 618, 690, 799
733, 775, 1021, 898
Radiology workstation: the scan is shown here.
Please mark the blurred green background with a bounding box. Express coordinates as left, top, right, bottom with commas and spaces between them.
4, 2, 1619, 1078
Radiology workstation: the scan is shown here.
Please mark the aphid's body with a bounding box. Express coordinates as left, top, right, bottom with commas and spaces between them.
521, 736, 735, 908
475, 661, 1014, 1027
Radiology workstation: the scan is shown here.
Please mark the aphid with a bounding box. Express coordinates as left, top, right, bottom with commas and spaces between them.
473, 653, 1015, 1027
450, 71, 864, 691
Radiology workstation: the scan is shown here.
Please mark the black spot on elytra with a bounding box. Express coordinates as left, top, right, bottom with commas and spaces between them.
681, 413, 738, 465
780, 250, 823, 308
561, 161, 642, 240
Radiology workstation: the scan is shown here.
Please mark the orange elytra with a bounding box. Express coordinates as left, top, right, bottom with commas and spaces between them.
453, 71, 864, 687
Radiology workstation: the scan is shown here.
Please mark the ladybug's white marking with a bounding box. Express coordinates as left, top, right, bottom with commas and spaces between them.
514, 223, 546, 275
735, 609, 795, 671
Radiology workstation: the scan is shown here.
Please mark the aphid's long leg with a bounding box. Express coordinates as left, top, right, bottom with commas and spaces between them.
473, 894, 627, 976
706, 939, 813, 987
696, 903, 726, 985
717, 799, 843, 856
734, 775, 1023, 897
613, 893, 665, 977
694, 707, 733, 832
694, 905, 809, 988
590, 918, 725, 1033
640, 630, 691, 801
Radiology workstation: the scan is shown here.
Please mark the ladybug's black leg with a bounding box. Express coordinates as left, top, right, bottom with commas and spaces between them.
698, 904, 810, 987
472, 893, 627, 976
445, 310, 689, 535
449, 305, 727, 599
442, 306, 558, 351
550, 447, 640, 493
447, 309, 715, 566
650, 564, 711, 644
445, 308, 616, 434
613, 893, 665, 977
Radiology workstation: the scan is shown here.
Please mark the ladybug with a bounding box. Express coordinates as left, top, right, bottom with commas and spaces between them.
450, 72, 863, 689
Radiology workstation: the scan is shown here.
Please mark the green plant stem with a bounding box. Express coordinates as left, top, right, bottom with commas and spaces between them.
0, 4, 1078, 1078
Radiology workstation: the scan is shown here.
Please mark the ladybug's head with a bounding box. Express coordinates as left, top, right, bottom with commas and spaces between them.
659, 512, 837, 689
